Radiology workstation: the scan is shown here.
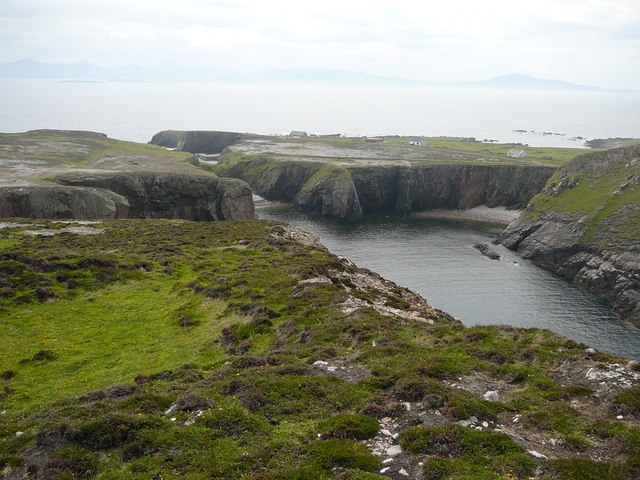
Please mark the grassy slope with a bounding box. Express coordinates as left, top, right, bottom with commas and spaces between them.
526, 147, 640, 248
1, 220, 639, 479
0, 130, 198, 182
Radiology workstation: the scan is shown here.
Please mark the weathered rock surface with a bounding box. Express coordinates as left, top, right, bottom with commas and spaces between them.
473, 243, 501, 260
0, 186, 129, 219
54, 172, 255, 221
149, 130, 244, 154
498, 146, 640, 324
220, 159, 554, 220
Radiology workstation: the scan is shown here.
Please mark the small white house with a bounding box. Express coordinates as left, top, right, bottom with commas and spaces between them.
410, 136, 426, 146
508, 148, 526, 158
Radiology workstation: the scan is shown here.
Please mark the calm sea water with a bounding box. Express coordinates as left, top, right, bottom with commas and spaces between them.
3, 79, 639, 358
1, 79, 639, 147
258, 204, 640, 360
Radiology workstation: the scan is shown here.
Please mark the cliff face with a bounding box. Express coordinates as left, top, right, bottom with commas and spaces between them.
0, 186, 129, 219
220, 159, 555, 219
498, 146, 640, 324
149, 130, 243, 154
54, 173, 255, 221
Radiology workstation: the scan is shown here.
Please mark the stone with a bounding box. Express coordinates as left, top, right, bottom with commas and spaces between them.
473, 243, 501, 260
54, 172, 254, 221
483, 390, 500, 401
528, 450, 548, 459
381, 429, 393, 437
382, 458, 394, 464
380, 467, 391, 474
0, 186, 129, 220
313, 361, 328, 367
386, 445, 402, 456
399, 468, 409, 476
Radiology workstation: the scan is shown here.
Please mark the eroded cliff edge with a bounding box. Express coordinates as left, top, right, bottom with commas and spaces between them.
54, 172, 255, 221
218, 158, 555, 219
497, 146, 640, 325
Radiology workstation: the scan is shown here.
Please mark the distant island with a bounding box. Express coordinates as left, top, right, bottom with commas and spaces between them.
0, 58, 624, 91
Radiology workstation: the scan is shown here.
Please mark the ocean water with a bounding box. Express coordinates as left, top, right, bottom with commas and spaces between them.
258, 204, 640, 360
0, 79, 639, 147
2, 78, 639, 358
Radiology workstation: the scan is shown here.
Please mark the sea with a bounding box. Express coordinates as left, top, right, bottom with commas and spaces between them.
2, 79, 639, 359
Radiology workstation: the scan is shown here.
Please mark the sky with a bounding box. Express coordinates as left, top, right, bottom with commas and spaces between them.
1, 0, 639, 89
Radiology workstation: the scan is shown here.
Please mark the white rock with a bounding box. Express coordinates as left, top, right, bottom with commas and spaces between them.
617, 415, 624, 420
170, 417, 177, 421
313, 360, 328, 367
402, 402, 411, 411
399, 468, 409, 476
528, 450, 548, 459
585, 348, 596, 354
381, 429, 393, 437
15, 431, 24, 436
475, 426, 482, 431
327, 366, 337, 372
0, 411, 5, 415
380, 467, 391, 474
469, 416, 479, 424
457, 420, 470, 427
483, 390, 500, 402
482, 421, 489, 428
386, 445, 403, 456
392, 433, 400, 440
550, 439, 557, 446
382, 458, 394, 464
418, 462, 424, 467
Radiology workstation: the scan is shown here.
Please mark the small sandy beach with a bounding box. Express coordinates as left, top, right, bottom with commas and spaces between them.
411, 205, 521, 225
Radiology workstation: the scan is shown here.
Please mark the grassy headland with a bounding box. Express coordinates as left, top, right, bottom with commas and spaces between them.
1, 219, 639, 479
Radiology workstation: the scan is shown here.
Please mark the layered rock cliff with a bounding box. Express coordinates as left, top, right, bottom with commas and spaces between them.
497, 146, 640, 324
55, 172, 255, 221
219, 158, 555, 219
150, 130, 244, 154
0, 186, 129, 219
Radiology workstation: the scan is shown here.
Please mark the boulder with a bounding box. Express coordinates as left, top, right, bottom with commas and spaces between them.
0, 186, 129, 219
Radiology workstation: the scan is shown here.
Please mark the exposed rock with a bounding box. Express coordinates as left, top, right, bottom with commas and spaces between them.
0, 186, 129, 219
220, 158, 554, 219
498, 146, 640, 324
54, 172, 254, 221
149, 130, 244, 154
473, 243, 501, 260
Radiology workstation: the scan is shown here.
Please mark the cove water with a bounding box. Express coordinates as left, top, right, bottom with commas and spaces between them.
258, 203, 640, 360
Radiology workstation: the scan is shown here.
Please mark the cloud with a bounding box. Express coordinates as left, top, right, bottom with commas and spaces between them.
0, 0, 638, 88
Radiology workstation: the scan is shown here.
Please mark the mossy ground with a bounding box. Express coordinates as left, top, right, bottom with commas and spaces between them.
527, 147, 640, 248
1, 219, 638, 479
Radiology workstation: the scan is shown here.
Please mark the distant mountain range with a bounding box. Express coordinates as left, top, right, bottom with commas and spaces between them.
0, 59, 614, 91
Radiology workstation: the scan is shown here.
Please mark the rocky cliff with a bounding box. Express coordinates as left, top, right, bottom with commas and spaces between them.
220, 158, 555, 219
55, 172, 255, 221
0, 186, 129, 219
497, 146, 640, 324
149, 130, 244, 154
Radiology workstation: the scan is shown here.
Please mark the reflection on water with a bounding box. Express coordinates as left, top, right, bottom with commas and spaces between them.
258, 203, 640, 360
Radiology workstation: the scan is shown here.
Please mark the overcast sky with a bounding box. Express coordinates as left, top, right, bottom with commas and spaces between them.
1, 0, 638, 89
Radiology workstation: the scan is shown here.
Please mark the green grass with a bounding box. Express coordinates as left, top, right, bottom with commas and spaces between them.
1, 218, 638, 479
0, 129, 194, 170
527, 148, 640, 247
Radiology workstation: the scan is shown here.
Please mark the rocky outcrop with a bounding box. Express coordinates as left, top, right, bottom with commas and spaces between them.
498, 146, 640, 324
150, 130, 243, 154
473, 243, 501, 260
0, 186, 129, 219
220, 159, 554, 219
54, 173, 255, 221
